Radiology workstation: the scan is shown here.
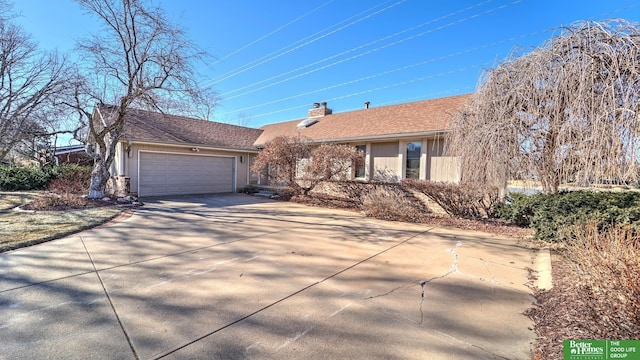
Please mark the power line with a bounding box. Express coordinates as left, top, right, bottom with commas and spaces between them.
591, 3, 640, 19
209, 0, 400, 82
220, 0, 522, 101
220, 63, 486, 122
220, 0, 497, 97
211, 1, 639, 124
211, 0, 335, 65
328, 64, 486, 101
215, 28, 546, 117
203, 0, 408, 87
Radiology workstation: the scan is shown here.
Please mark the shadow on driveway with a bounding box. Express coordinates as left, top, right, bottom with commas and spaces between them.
0, 193, 537, 360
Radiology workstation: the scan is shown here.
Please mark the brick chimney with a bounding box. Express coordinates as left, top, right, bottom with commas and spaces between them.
307, 102, 332, 118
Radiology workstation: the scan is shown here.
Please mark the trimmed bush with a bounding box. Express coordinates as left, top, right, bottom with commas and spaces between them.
496, 190, 640, 242
492, 192, 543, 227
23, 192, 91, 210
47, 165, 92, 194
402, 179, 499, 219
0, 166, 57, 191
331, 180, 379, 208
362, 185, 425, 222
0, 165, 92, 192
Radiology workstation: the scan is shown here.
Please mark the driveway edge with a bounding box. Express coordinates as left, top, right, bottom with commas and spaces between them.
534, 248, 553, 290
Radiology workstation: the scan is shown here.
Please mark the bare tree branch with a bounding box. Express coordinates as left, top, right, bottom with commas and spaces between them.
68, 0, 217, 198
251, 136, 364, 196
0, 8, 72, 162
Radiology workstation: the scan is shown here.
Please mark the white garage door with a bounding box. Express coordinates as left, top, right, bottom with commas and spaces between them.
139, 152, 234, 197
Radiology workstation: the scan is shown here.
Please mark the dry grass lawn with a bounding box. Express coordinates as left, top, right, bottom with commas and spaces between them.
0, 191, 124, 252
0, 192, 39, 211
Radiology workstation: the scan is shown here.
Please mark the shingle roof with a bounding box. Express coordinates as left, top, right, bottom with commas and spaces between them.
97, 105, 263, 151
254, 94, 471, 146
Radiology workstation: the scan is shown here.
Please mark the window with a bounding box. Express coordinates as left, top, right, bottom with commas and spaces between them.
355, 145, 366, 178
405, 141, 421, 179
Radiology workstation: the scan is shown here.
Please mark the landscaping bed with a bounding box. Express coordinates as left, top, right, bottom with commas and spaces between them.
0, 190, 133, 252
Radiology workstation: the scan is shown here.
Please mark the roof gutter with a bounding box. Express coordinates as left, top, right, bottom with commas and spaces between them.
313, 129, 450, 143
254, 129, 451, 147
121, 138, 260, 153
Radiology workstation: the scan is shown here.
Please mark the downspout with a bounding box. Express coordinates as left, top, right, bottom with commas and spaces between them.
119, 141, 126, 176
246, 151, 250, 185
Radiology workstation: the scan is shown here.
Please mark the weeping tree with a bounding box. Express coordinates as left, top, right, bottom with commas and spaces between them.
69, 0, 215, 198
447, 20, 640, 194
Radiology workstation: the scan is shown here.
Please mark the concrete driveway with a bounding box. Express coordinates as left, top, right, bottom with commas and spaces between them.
0, 194, 540, 359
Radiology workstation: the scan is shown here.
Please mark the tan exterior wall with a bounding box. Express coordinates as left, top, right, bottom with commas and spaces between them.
426, 138, 460, 183
347, 137, 459, 183
430, 156, 461, 183
116, 135, 459, 195
425, 138, 445, 180
370, 141, 400, 181
117, 141, 256, 195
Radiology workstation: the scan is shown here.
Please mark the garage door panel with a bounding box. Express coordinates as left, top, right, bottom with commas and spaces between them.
139, 153, 234, 197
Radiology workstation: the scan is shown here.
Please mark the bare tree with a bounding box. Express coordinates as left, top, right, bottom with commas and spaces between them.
236, 112, 251, 127
0, 5, 71, 162
251, 136, 364, 196
447, 20, 640, 194
304, 143, 365, 194
69, 0, 215, 198
252, 136, 311, 194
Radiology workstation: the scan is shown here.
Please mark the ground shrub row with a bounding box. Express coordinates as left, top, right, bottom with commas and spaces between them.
282, 180, 640, 244
402, 179, 499, 219
0, 165, 91, 192
300, 180, 501, 223
494, 190, 640, 242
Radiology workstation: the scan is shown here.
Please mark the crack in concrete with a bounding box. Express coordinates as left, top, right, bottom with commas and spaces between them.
274, 302, 352, 351
361, 247, 460, 326
275, 324, 317, 350
362, 281, 416, 300
148, 257, 242, 289
416, 248, 459, 324
482, 260, 498, 284
152, 227, 437, 359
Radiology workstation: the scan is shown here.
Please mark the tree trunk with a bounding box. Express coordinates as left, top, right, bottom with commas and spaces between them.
87, 159, 110, 199
540, 172, 560, 194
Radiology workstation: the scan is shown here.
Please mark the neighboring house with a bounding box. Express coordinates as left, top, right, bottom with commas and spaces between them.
52, 145, 93, 166
93, 105, 263, 197
2, 137, 51, 166
254, 94, 471, 183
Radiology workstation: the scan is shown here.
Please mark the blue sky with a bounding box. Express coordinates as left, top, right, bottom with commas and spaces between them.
12, 0, 640, 129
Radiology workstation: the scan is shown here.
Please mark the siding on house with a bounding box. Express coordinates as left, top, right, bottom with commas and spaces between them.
371, 141, 400, 181
425, 138, 445, 180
